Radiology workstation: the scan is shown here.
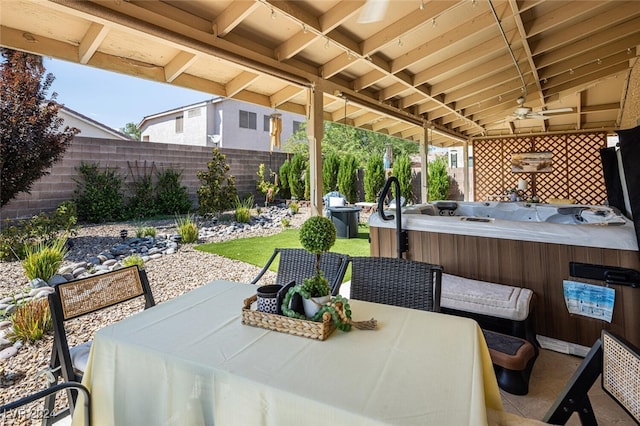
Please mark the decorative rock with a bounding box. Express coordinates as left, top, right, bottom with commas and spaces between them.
0, 320, 11, 329
4, 305, 16, 315
103, 259, 117, 267
0, 345, 17, 359
150, 254, 163, 260
29, 286, 54, 297
87, 256, 101, 265
29, 278, 48, 289
47, 274, 68, 286
35, 288, 55, 299
164, 248, 176, 255
72, 267, 87, 277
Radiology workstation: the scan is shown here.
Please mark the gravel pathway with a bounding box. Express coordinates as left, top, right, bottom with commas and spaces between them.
0, 208, 317, 421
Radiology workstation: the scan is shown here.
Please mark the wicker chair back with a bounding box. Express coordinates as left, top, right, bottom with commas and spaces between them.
349, 256, 443, 312
251, 248, 349, 296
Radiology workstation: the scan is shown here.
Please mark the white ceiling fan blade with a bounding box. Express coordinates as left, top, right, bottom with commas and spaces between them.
536, 107, 574, 115
358, 0, 388, 23
526, 114, 550, 120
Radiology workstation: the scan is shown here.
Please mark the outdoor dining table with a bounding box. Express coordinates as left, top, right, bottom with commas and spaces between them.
72, 280, 503, 425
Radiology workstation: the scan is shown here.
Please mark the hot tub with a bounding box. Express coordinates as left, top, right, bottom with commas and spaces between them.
369, 201, 640, 351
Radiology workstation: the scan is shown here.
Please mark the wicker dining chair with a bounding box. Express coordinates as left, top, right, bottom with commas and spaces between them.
349, 256, 443, 312
544, 330, 640, 425
251, 248, 349, 296
44, 265, 155, 421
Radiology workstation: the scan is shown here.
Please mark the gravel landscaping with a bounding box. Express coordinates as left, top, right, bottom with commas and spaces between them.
0, 206, 313, 420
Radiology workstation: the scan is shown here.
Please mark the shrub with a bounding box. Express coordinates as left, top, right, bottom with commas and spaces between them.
0, 201, 78, 261
392, 155, 413, 203
256, 164, 278, 204
21, 237, 68, 281
304, 167, 310, 201
155, 168, 192, 215
234, 195, 253, 223
337, 154, 358, 203
126, 166, 157, 220
73, 162, 125, 223
281, 218, 290, 228
136, 226, 157, 238
7, 298, 52, 343
322, 152, 340, 193
364, 154, 385, 202
288, 153, 306, 200
176, 214, 198, 243
122, 254, 144, 269
288, 201, 299, 214
278, 160, 291, 200
197, 148, 237, 216
428, 155, 450, 201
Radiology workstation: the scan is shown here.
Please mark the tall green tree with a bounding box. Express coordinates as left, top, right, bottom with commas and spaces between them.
322, 152, 340, 193
337, 154, 358, 203
392, 155, 413, 204
120, 122, 141, 140
288, 153, 306, 200
0, 48, 78, 207
364, 154, 385, 203
428, 155, 450, 201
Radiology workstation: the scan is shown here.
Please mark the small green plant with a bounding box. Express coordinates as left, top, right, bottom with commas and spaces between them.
21, 237, 68, 281
281, 218, 290, 228
256, 164, 279, 204
136, 226, 157, 238
175, 214, 198, 243
7, 298, 52, 343
278, 160, 291, 199
122, 254, 144, 269
0, 201, 78, 261
234, 195, 254, 223
288, 201, 299, 214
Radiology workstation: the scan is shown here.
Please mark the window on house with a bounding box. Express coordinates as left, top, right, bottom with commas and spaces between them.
239, 110, 257, 129
264, 115, 270, 132
175, 116, 184, 133
143, 135, 150, 142
450, 151, 458, 168
293, 121, 302, 133
468, 156, 474, 168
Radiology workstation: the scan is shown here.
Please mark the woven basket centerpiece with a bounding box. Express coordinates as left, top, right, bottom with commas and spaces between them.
242, 294, 336, 341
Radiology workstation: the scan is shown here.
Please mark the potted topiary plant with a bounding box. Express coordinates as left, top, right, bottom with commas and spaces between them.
297, 216, 336, 317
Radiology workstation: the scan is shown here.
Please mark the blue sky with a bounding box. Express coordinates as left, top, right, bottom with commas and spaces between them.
44, 58, 210, 130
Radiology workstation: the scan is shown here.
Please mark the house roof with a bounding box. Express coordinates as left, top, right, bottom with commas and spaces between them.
59, 105, 133, 140
1, 1, 638, 147
137, 97, 221, 128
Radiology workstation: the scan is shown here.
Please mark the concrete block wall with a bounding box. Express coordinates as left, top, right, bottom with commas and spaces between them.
0, 137, 289, 220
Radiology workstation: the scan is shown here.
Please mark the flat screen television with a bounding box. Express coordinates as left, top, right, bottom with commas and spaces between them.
511, 151, 553, 173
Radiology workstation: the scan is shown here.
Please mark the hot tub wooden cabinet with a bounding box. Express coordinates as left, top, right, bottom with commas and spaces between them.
369, 202, 640, 350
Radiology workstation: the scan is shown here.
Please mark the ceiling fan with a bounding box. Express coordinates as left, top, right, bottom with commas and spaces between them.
506, 97, 573, 121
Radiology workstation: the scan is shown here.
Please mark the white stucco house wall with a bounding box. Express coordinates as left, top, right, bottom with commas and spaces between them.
138, 97, 305, 151
58, 106, 132, 140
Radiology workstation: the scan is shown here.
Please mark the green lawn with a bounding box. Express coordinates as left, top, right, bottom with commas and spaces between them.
195, 224, 371, 281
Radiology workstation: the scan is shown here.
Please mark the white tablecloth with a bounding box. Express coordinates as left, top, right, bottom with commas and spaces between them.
74, 280, 502, 425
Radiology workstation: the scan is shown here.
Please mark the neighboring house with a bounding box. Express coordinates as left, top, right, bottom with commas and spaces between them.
138, 97, 305, 151
58, 106, 133, 140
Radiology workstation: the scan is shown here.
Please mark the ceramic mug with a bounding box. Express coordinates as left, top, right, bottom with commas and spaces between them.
256, 284, 282, 314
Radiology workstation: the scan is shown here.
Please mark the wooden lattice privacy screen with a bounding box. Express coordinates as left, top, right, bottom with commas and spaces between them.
473, 132, 607, 204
